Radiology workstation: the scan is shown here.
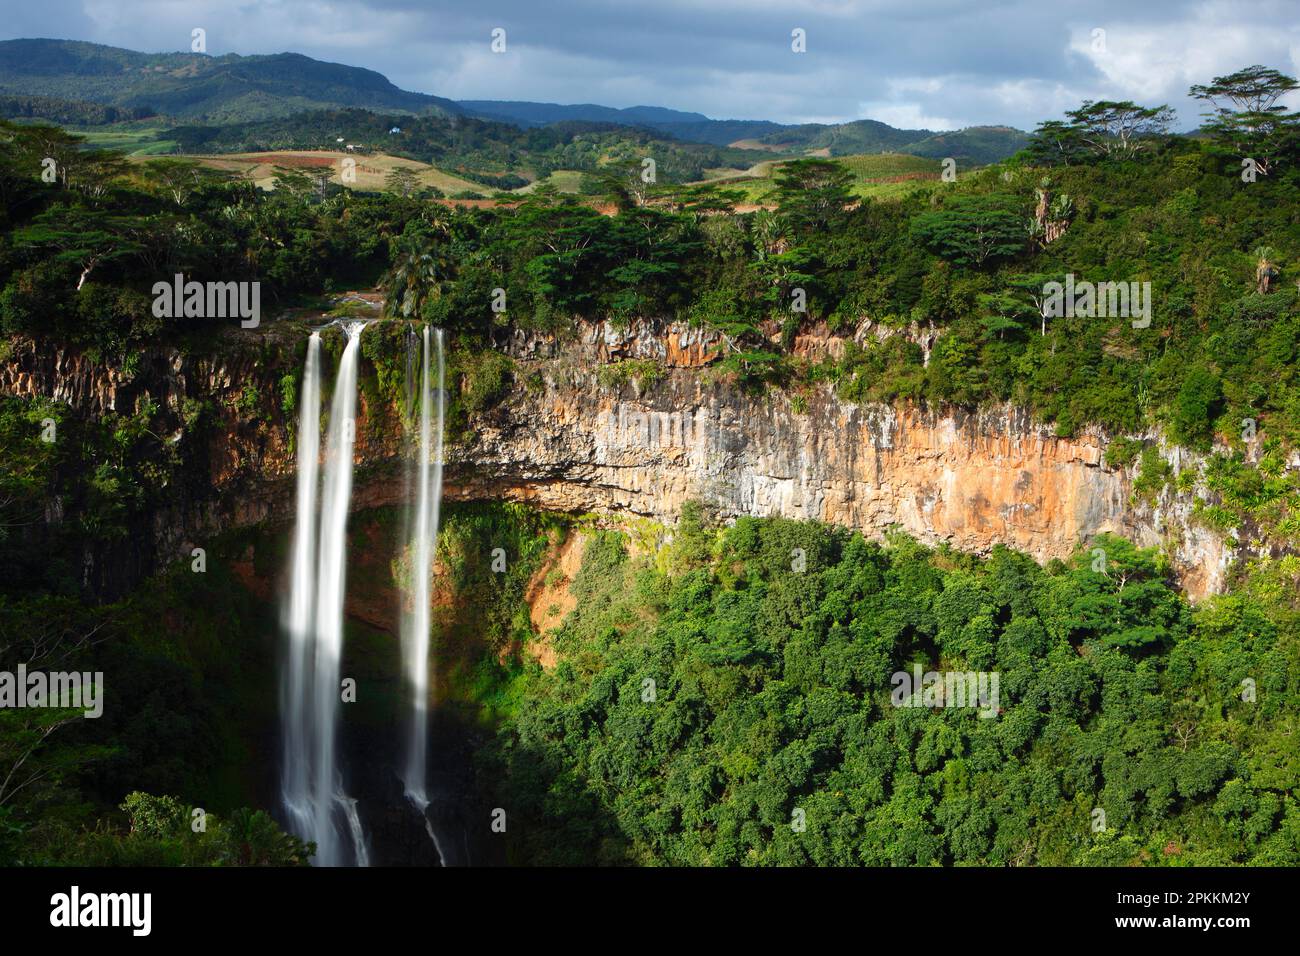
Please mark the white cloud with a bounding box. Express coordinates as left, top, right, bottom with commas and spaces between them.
1066, 2, 1300, 113
857, 100, 955, 131
6, 0, 1300, 131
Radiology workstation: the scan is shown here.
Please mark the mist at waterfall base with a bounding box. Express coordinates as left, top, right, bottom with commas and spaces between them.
276, 322, 482, 866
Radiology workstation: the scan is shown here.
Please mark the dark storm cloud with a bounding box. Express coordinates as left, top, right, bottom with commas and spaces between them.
2, 1, 1297, 129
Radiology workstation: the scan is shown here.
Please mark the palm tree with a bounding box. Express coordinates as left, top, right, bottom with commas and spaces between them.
383, 232, 444, 318
1253, 245, 1279, 294
750, 210, 788, 263
224, 808, 312, 866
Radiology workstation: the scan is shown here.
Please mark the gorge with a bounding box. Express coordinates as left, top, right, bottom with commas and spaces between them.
2, 13, 1298, 884
0, 304, 1282, 867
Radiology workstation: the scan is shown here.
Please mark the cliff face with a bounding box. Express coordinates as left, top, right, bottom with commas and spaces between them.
0, 320, 1237, 599
462, 322, 1231, 598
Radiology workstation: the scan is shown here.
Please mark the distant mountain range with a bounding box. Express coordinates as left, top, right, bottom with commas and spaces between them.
0, 38, 1028, 164
462, 103, 1028, 164
0, 38, 461, 123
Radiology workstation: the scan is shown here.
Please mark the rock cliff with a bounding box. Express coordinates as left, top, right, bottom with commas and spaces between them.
0, 318, 1239, 599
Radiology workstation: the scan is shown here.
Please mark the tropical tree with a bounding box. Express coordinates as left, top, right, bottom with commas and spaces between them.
143, 158, 226, 207
10, 124, 127, 197
774, 158, 855, 234
269, 167, 315, 201
1062, 100, 1175, 158
977, 292, 1029, 340
1024, 119, 1089, 166
1005, 272, 1065, 336
595, 158, 663, 209
383, 230, 445, 318
12, 205, 145, 290
1191, 65, 1300, 175
911, 196, 1026, 267
385, 165, 420, 198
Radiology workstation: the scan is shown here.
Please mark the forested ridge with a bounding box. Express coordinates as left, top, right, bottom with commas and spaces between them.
0, 38, 460, 123
162, 107, 771, 188
0, 39, 1028, 166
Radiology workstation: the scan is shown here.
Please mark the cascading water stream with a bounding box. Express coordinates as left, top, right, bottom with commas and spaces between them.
313, 320, 369, 866
280, 332, 321, 843
400, 327, 446, 858
281, 320, 451, 865
281, 321, 370, 867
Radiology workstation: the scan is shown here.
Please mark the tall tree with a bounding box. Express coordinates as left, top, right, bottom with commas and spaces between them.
1024, 119, 1088, 166
13, 206, 144, 290
910, 196, 1026, 268
143, 158, 228, 207
1005, 272, 1065, 337
385, 165, 420, 198
1062, 100, 1175, 158
383, 228, 447, 318
1190, 65, 1300, 175
773, 159, 855, 234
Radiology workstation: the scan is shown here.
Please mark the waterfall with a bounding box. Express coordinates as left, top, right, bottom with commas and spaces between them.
400, 328, 446, 850
312, 320, 369, 866
280, 320, 447, 865
280, 332, 320, 844
281, 321, 370, 867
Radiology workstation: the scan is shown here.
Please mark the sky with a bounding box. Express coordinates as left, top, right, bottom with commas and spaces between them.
3, 0, 1299, 130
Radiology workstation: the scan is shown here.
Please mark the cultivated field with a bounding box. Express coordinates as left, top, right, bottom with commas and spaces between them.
693, 151, 943, 203
179, 149, 498, 195
513, 169, 588, 195
69, 124, 180, 156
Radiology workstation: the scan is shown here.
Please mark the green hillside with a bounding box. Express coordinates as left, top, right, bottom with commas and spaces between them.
0, 38, 461, 123
754, 118, 1029, 165
160, 108, 773, 186
905, 126, 1032, 165
756, 117, 929, 153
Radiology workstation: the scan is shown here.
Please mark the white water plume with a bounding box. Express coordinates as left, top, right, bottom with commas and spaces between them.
400, 327, 447, 860
281, 321, 370, 867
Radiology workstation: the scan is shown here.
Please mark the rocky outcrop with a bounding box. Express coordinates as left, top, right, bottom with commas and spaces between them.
457, 345, 1232, 598
0, 319, 1244, 599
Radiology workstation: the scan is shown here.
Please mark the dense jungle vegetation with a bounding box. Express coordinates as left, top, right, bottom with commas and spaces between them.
1, 65, 1299, 865
482, 512, 1300, 866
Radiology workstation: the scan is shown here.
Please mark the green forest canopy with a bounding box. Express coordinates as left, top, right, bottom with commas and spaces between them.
481, 512, 1300, 866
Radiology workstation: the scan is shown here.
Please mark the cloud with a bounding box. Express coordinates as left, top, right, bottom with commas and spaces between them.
856, 100, 956, 132
2, 0, 1298, 130
1066, 8, 1286, 103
